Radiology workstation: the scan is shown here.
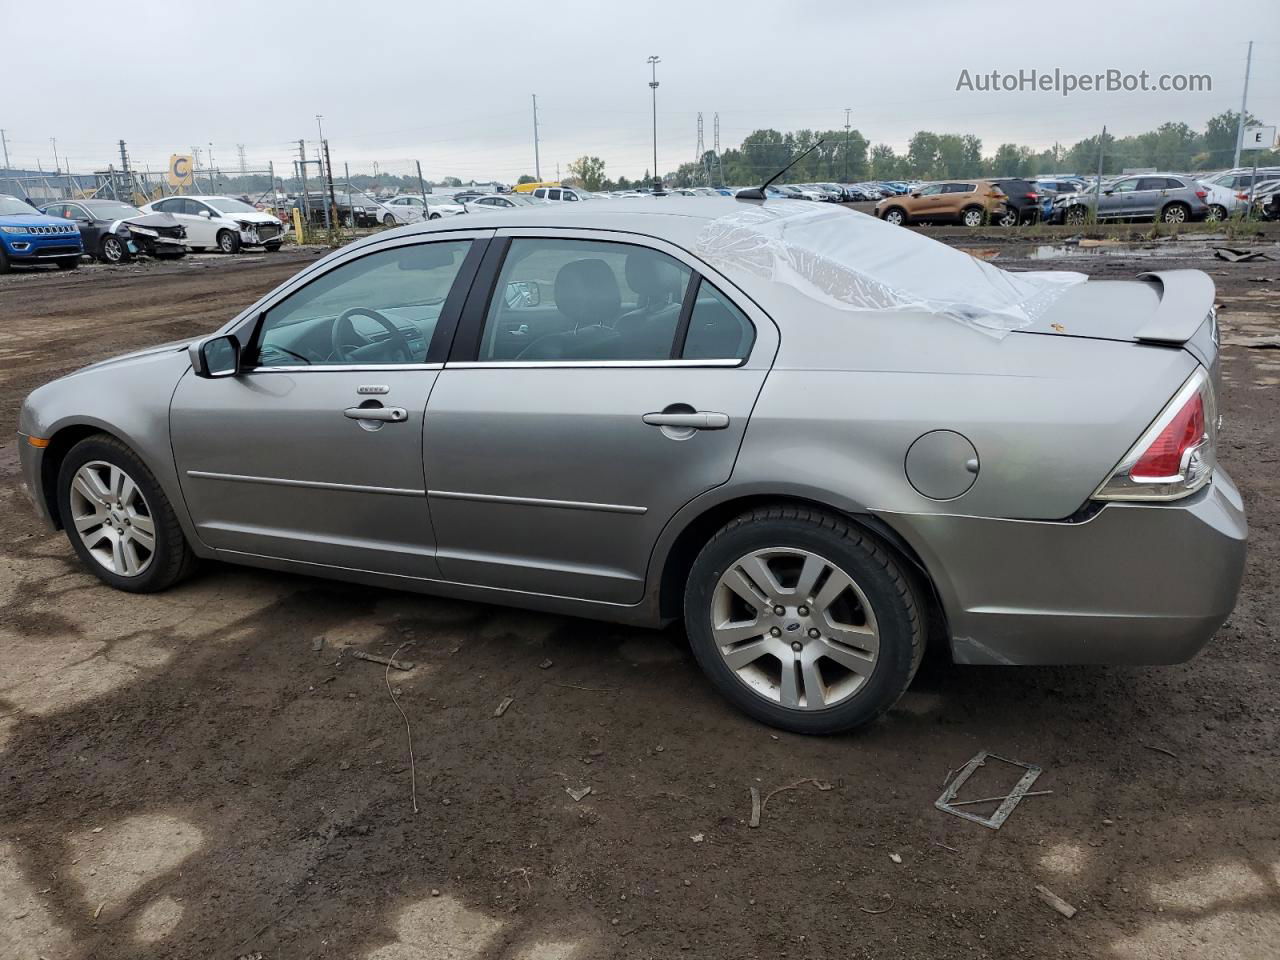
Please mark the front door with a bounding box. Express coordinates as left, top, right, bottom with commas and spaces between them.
171, 234, 489, 576
423, 232, 776, 604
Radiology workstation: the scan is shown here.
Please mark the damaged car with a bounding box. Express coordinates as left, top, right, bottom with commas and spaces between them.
41, 199, 187, 264
17, 199, 1245, 734
139, 195, 287, 253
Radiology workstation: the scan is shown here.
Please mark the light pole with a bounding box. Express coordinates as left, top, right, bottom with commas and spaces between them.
647, 55, 661, 188
843, 109, 851, 182
50, 137, 60, 174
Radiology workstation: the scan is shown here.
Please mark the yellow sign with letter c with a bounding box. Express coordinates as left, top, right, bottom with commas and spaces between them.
168, 154, 194, 187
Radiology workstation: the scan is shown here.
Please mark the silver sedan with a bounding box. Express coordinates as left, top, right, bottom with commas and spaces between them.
17, 199, 1246, 734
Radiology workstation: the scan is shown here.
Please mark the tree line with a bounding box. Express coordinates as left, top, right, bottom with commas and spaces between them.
559, 110, 1277, 191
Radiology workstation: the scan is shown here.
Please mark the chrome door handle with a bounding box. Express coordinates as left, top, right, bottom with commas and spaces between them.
344, 406, 407, 422
642, 411, 730, 430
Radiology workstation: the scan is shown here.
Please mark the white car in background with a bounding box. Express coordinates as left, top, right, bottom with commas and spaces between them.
1196, 168, 1280, 221
140, 195, 286, 253
529, 185, 595, 202
384, 195, 466, 220
463, 194, 545, 211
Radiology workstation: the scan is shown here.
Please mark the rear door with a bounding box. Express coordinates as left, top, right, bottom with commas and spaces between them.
422, 230, 778, 604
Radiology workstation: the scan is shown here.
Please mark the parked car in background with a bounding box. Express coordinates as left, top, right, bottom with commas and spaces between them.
876, 180, 1009, 226
17, 198, 1243, 735
1052, 175, 1209, 225
464, 194, 544, 210
385, 195, 466, 220
453, 191, 486, 204
530, 185, 596, 202
142, 195, 286, 253
988, 178, 1045, 225
41, 199, 187, 263
512, 180, 561, 194
0, 194, 83, 272
1196, 168, 1280, 221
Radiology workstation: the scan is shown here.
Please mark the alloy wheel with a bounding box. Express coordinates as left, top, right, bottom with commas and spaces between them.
1164, 205, 1187, 223
710, 547, 879, 711
963, 209, 983, 227
102, 237, 125, 263
68, 460, 156, 577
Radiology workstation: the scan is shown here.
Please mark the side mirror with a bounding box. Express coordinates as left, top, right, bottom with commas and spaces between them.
1103, 189, 1114, 195
910, 192, 921, 198
505, 280, 541, 308
198, 209, 212, 218
190, 335, 241, 378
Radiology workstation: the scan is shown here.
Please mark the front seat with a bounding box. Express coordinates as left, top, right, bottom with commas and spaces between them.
516, 258, 622, 360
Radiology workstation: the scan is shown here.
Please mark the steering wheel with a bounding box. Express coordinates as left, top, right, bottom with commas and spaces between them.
331, 307, 414, 363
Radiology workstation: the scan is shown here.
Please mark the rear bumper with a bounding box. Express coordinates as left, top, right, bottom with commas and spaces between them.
879, 468, 1247, 665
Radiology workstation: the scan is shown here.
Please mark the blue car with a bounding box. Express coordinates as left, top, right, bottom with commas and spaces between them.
0, 194, 84, 272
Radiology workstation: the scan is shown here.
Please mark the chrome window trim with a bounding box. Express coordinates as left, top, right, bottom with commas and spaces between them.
246, 363, 444, 373
186, 470, 424, 497
445, 359, 743, 370
428, 489, 647, 515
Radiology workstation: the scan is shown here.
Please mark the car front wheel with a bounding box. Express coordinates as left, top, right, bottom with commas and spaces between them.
1065, 206, 1088, 225
99, 235, 129, 264
684, 506, 922, 734
882, 208, 906, 225
56, 434, 195, 593
216, 229, 241, 254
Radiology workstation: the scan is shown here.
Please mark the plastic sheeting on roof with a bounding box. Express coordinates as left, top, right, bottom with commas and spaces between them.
694, 201, 1086, 339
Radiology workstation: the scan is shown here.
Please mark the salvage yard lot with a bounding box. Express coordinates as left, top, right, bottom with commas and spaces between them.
1, 241, 1278, 959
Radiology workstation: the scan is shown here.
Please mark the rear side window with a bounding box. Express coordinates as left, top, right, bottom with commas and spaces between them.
681, 280, 755, 361
943, 183, 975, 193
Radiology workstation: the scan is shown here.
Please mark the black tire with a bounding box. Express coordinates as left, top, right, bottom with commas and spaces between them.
1161, 202, 1190, 224
55, 257, 80, 270
99, 235, 129, 264
1065, 205, 1088, 226
216, 229, 241, 254
0, 247, 9, 273
428, 212, 442, 220
264, 242, 282, 252
882, 207, 907, 226
960, 206, 986, 227
683, 506, 923, 735
383, 213, 396, 227
1206, 204, 1228, 222
997, 206, 1019, 227
154, 251, 186, 260
56, 434, 196, 593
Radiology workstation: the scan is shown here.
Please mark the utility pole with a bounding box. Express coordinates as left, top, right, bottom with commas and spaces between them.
1093, 124, 1107, 215
1232, 40, 1254, 169
416, 160, 429, 213
191, 146, 202, 194
531, 94, 542, 181
323, 138, 339, 229
237, 143, 247, 175
647, 55, 661, 189
0, 129, 9, 170
843, 108, 851, 182
208, 142, 216, 192
696, 113, 705, 185
713, 113, 722, 186
297, 140, 311, 225
118, 140, 131, 202
50, 137, 60, 174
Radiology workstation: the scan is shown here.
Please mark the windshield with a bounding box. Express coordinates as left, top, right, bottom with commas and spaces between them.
85, 201, 142, 218
695, 202, 1085, 339
206, 197, 258, 214
0, 197, 39, 216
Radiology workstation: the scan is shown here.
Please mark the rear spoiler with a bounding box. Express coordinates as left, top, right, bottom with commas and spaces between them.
1133, 270, 1215, 345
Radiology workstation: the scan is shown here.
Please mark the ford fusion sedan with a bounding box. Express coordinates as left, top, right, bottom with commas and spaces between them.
0, 194, 84, 272
17, 199, 1245, 734
140, 195, 286, 253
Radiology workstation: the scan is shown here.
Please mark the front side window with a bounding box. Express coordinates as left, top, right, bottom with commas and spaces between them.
253, 241, 472, 367
478, 238, 692, 362
1111, 178, 1139, 193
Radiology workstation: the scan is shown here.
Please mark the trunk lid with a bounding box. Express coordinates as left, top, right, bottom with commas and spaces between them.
1018, 269, 1215, 345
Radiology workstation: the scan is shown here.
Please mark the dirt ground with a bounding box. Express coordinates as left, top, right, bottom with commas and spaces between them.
1, 239, 1278, 960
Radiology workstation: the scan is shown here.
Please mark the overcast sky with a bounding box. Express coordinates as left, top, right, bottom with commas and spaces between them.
3, 0, 1277, 182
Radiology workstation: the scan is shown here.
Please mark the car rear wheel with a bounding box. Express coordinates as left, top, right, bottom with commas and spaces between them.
961, 206, 985, 227
56, 434, 195, 593
882, 207, 906, 226
1162, 202, 1190, 224
55, 257, 80, 270
1206, 204, 1228, 222
683, 506, 922, 734
428, 212, 442, 220
99, 235, 129, 264
216, 229, 240, 254
383, 213, 396, 227
997, 207, 1019, 227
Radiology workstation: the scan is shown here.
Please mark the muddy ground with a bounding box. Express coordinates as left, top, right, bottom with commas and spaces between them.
0, 240, 1278, 960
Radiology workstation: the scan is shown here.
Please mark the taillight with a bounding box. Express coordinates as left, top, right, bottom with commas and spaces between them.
1093, 369, 1217, 501
1027, 192, 1039, 200
1236, 193, 1250, 200
1195, 189, 1207, 199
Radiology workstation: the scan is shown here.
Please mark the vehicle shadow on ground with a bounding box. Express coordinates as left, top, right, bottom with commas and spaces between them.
1, 542, 1278, 959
